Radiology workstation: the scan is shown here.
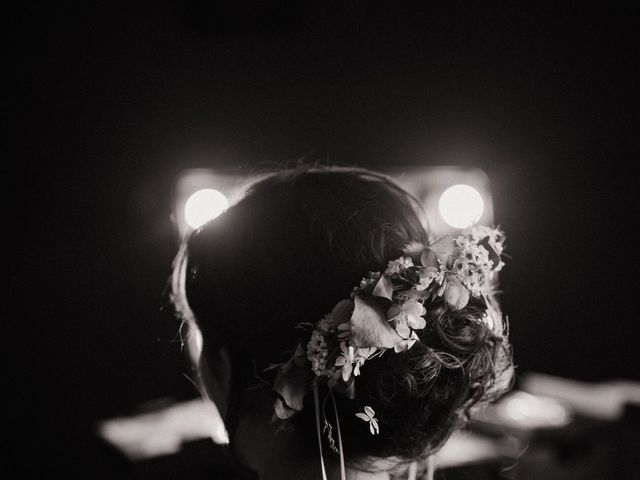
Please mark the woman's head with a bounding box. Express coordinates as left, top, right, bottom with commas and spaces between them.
171, 165, 512, 469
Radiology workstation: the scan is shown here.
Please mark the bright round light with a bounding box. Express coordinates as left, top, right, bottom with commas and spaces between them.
184, 188, 229, 229
438, 184, 484, 228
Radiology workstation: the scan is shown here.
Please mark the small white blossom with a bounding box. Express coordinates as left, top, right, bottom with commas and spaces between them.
355, 406, 379, 435
415, 266, 440, 291
385, 256, 413, 275
387, 299, 426, 338
334, 342, 359, 381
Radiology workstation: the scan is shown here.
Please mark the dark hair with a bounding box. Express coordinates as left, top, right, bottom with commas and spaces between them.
171, 165, 513, 467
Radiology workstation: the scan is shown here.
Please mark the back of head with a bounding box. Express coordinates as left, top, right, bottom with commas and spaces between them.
172, 165, 512, 469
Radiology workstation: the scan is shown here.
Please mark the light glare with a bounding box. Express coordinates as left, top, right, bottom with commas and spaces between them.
184, 188, 229, 229
438, 184, 484, 228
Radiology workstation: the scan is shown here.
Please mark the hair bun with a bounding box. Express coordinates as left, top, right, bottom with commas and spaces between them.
171, 166, 513, 467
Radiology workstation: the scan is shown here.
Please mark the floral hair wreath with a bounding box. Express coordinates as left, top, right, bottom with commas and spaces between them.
268, 225, 505, 475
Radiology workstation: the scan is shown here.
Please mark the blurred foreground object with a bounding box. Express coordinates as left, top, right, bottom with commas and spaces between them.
520, 372, 640, 421
462, 373, 640, 480
97, 398, 228, 461
93, 376, 639, 479
472, 390, 573, 434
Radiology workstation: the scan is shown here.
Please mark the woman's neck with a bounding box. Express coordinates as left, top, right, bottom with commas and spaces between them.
231, 391, 391, 480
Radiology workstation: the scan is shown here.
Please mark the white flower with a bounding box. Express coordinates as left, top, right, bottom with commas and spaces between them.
387, 299, 427, 338
476, 245, 491, 264
334, 342, 376, 381
464, 224, 498, 243
415, 266, 439, 291
385, 256, 413, 275
461, 246, 477, 262
452, 258, 468, 275
455, 236, 471, 248
334, 342, 360, 381
355, 406, 379, 435
449, 239, 495, 297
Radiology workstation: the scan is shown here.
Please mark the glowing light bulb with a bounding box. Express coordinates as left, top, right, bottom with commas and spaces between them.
184, 188, 229, 229
438, 184, 484, 228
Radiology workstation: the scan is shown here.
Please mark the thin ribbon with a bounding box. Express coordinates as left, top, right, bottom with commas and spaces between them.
329, 392, 346, 480
313, 382, 328, 480
407, 461, 417, 480
425, 456, 435, 480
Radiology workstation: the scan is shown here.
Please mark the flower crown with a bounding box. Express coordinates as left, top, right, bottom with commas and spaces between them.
270, 225, 506, 441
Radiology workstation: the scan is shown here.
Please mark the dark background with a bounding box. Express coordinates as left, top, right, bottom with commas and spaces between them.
8, 1, 639, 474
